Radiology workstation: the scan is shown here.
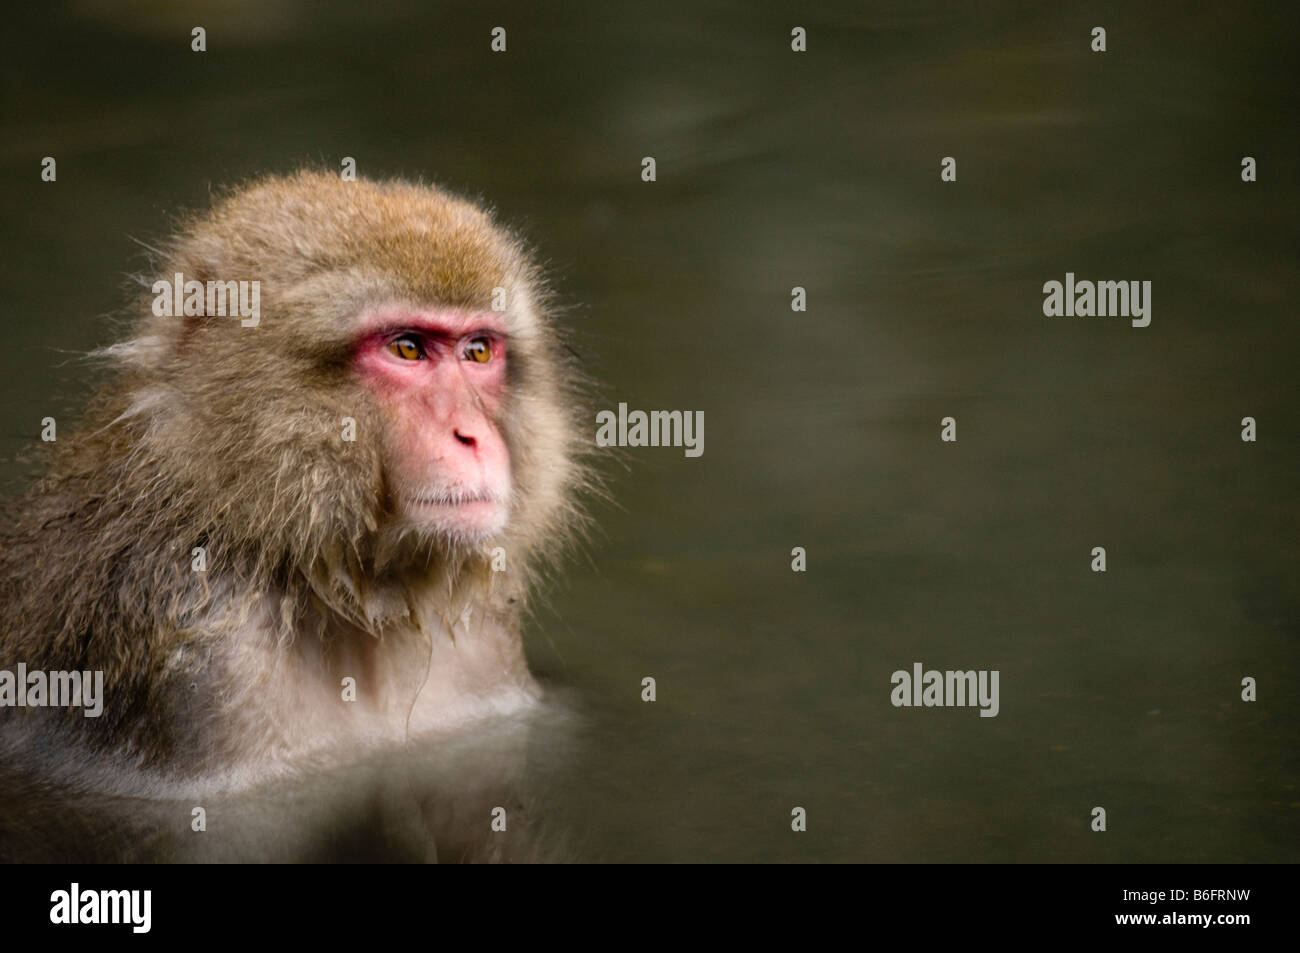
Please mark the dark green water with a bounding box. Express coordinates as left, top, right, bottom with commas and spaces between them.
1, 0, 1296, 861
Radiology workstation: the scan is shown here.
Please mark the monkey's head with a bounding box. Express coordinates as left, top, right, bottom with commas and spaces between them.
107, 170, 587, 629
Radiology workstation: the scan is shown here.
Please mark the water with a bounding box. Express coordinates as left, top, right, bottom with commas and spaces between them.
1, 0, 1296, 861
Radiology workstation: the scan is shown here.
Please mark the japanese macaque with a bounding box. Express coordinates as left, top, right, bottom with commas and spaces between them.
0, 170, 591, 798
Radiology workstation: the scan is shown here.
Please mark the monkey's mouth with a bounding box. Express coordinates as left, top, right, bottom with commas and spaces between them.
408, 490, 506, 507
401, 489, 511, 540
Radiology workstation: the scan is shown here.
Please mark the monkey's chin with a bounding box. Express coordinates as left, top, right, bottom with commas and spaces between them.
404, 498, 510, 543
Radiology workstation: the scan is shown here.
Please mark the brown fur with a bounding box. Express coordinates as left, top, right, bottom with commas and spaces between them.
0, 170, 591, 790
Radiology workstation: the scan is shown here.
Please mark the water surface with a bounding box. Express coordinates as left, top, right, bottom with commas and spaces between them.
1, 0, 1296, 862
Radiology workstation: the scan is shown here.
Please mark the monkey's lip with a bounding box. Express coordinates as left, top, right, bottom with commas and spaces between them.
406, 492, 505, 507
404, 492, 510, 537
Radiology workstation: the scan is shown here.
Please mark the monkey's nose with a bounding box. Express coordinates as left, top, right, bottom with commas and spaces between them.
454, 429, 477, 448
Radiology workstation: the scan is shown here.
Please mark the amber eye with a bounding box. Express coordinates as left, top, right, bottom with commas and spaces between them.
387, 336, 424, 360
464, 337, 492, 364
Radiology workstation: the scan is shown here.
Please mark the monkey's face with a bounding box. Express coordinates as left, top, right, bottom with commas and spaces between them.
354, 305, 512, 544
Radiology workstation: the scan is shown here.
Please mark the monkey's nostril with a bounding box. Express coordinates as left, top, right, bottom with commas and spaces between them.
454, 429, 476, 447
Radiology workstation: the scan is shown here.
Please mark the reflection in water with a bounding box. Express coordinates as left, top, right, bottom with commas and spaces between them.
0, 698, 580, 863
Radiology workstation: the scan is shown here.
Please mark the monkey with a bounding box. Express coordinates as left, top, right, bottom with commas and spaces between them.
0, 170, 593, 801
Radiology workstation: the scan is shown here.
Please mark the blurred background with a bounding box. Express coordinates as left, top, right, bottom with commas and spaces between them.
0, 0, 1296, 861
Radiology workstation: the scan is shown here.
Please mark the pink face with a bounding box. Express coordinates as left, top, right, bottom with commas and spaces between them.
354, 307, 511, 542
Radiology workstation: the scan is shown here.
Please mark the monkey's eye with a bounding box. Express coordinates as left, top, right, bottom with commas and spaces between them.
386, 336, 425, 361
463, 337, 492, 364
